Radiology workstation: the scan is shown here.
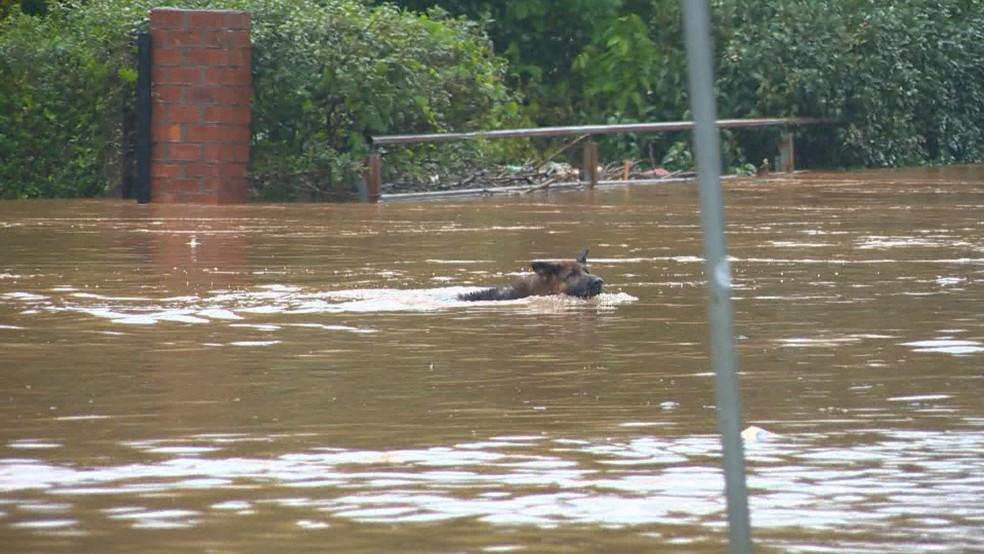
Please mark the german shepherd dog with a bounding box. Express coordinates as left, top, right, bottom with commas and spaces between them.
458, 248, 604, 301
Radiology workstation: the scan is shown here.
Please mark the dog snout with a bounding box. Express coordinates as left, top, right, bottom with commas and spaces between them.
588, 275, 604, 295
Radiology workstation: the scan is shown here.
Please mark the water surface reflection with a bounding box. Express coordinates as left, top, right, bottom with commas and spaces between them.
0, 166, 981, 552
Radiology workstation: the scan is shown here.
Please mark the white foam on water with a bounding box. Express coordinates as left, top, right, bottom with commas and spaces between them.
902, 338, 983, 355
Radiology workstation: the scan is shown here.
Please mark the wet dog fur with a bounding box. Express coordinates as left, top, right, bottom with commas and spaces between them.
458, 249, 604, 301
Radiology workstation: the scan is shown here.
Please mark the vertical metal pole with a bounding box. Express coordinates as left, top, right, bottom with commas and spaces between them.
365, 150, 382, 203
680, 1, 753, 553
777, 131, 795, 173
135, 32, 152, 204
582, 139, 599, 188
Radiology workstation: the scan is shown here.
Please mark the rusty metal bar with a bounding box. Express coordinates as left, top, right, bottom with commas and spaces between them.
582, 140, 599, 187
366, 116, 828, 201
372, 117, 824, 146
777, 131, 795, 173
365, 151, 382, 203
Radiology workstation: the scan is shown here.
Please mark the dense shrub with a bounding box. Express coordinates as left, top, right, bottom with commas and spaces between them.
0, 7, 137, 198
1, 0, 981, 199
390, 0, 983, 170
0, 0, 521, 199
243, 1, 522, 199
715, 0, 984, 168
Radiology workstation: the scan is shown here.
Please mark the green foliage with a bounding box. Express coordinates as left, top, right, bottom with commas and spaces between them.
715, 0, 984, 168
2, 0, 980, 199
389, 0, 983, 170
0, 3, 139, 198
244, 1, 522, 200
0, 0, 48, 19
386, 1, 622, 122
0, 0, 520, 199
661, 140, 693, 173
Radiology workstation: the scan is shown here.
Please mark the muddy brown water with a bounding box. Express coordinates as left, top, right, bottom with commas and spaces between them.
0, 166, 981, 552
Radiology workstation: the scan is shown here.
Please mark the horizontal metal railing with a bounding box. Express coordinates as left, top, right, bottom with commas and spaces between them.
365, 117, 826, 201
372, 117, 823, 145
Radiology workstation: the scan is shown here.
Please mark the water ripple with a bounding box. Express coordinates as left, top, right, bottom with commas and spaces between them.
0, 428, 980, 550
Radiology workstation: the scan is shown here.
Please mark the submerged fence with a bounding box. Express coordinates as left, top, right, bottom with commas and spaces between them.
366, 116, 825, 202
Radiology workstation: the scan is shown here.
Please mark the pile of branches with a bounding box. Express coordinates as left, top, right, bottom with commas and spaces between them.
381, 135, 687, 196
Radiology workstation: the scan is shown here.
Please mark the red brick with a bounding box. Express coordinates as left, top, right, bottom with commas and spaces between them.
183, 192, 222, 204
215, 87, 251, 106
202, 87, 249, 107
154, 48, 184, 67
151, 190, 180, 204
164, 30, 201, 49
169, 144, 202, 161
213, 125, 247, 142
186, 48, 250, 68
152, 123, 183, 142
204, 68, 248, 86
236, 106, 252, 124
163, 68, 202, 86
166, 105, 202, 124
202, 107, 230, 123
151, 9, 187, 30
210, 179, 229, 194
226, 12, 251, 30
187, 49, 221, 67
203, 143, 237, 161
184, 164, 224, 178
151, 163, 183, 178
226, 125, 251, 142
154, 85, 185, 103
203, 106, 249, 124
235, 145, 250, 163
221, 48, 250, 67
199, 177, 224, 192
185, 125, 224, 142
221, 164, 248, 178
186, 11, 228, 29
169, 179, 202, 193
203, 30, 252, 49
187, 85, 220, 104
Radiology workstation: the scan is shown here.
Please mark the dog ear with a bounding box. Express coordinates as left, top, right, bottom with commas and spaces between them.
576, 248, 589, 264
531, 260, 562, 277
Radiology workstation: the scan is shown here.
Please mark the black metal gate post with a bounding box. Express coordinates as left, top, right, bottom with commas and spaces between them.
135, 32, 152, 204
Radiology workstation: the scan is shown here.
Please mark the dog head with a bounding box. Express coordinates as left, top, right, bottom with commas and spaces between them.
531, 248, 604, 298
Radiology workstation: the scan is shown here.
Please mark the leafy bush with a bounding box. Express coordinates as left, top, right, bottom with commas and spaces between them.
0, 7, 135, 198
0, 0, 521, 199
389, 0, 983, 171
715, 0, 984, 168
2, 0, 981, 199
244, 1, 523, 199
578, 0, 984, 169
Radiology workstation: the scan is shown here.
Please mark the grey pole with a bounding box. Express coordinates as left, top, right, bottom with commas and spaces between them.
680, 1, 753, 552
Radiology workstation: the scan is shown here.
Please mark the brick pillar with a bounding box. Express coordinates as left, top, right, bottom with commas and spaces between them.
150, 8, 251, 204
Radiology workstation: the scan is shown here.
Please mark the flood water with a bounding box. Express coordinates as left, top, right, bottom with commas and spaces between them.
0, 166, 981, 552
